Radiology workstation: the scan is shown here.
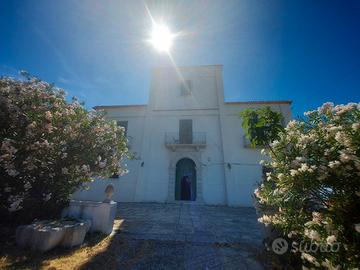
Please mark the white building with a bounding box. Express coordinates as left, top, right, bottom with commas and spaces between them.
73, 65, 291, 207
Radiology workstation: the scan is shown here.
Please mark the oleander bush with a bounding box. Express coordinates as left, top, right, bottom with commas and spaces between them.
0, 74, 129, 225
242, 102, 360, 269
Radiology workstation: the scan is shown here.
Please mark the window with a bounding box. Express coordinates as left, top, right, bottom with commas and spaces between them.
281, 117, 286, 127
180, 80, 192, 96
179, 119, 193, 144
110, 120, 128, 179
117, 120, 128, 136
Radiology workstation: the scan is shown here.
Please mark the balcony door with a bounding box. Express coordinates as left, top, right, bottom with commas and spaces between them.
179, 119, 192, 144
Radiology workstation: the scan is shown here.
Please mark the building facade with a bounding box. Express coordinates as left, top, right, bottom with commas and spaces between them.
73, 65, 291, 207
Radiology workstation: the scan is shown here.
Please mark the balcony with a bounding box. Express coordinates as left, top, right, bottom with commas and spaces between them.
165, 132, 206, 151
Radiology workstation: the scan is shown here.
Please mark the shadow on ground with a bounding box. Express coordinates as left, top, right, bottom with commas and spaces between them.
79, 202, 266, 270
1, 203, 268, 270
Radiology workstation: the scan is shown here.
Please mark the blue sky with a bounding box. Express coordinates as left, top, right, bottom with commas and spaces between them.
1, 0, 359, 117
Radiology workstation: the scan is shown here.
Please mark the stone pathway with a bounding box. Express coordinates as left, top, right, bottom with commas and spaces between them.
115, 202, 264, 270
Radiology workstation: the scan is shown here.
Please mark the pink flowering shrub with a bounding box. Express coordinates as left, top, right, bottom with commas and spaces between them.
0, 75, 128, 225
256, 102, 360, 268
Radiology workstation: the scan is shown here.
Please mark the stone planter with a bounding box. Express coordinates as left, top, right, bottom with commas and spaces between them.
62, 200, 117, 235
16, 219, 89, 252
60, 220, 90, 248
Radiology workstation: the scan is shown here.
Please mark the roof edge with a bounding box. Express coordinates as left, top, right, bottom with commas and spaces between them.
225, 100, 292, 105
94, 100, 292, 110
94, 104, 147, 110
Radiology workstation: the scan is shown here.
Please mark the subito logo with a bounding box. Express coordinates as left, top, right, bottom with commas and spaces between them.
271, 238, 288, 255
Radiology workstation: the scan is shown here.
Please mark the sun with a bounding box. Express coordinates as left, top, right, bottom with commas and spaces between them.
150, 23, 174, 53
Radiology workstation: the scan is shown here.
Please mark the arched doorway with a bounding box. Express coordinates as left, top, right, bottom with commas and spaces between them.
175, 158, 196, 201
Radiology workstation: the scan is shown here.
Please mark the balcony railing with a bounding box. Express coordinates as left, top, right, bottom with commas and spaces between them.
165, 132, 206, 149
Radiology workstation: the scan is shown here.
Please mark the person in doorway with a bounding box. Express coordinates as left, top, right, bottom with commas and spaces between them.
186, 176, 193, 201
181, 175, 191, 200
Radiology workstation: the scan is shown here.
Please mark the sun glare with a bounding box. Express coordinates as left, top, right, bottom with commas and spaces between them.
150, 23, 174, 53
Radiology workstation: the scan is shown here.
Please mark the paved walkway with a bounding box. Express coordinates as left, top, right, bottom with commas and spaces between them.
115, 202, 264, 270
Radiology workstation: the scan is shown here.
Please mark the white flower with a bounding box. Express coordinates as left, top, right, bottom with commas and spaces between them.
299, 133, 316, 145
98, 160, 107, 169
61, 167, 69, 174
298, 163, 311, 173
43, 140, 50, 148
24, 182, 32, 191
287, 120, 298, 129
258, 214, 272, 226
339, 152, 356, 163
334, 131, 351, 147
270, 140, 280, 148
301, 252, 320, 267
326, 235, 337, 245
260, 149, 266, 155
26, 121, 36, 130
328, 125, 342, 133
304, 110, 316, 116
352, 123, 360, 131
290, 169, 298, 176
7, 169, 19, 177
334, 103, 355, 116
312, 212, 322, 224
273, 188, 283, 196
318, 102, 334, 114
81, 164, 90, 173
259, 160, 265, 165
43, 193, 52, 202
99, 161, 106, 169
321, 259, 340, 270
328, 160, 341, 169
271, 161, 279, 168
276, 173, 285, 181
8, 196, 23, 212
1, 140, 18, 159
45, 111, 52, 120
304, 229, 321, 241
355, 223, 360, 233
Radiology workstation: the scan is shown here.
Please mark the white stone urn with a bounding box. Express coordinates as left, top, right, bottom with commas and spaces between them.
103, 184, 115, 203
